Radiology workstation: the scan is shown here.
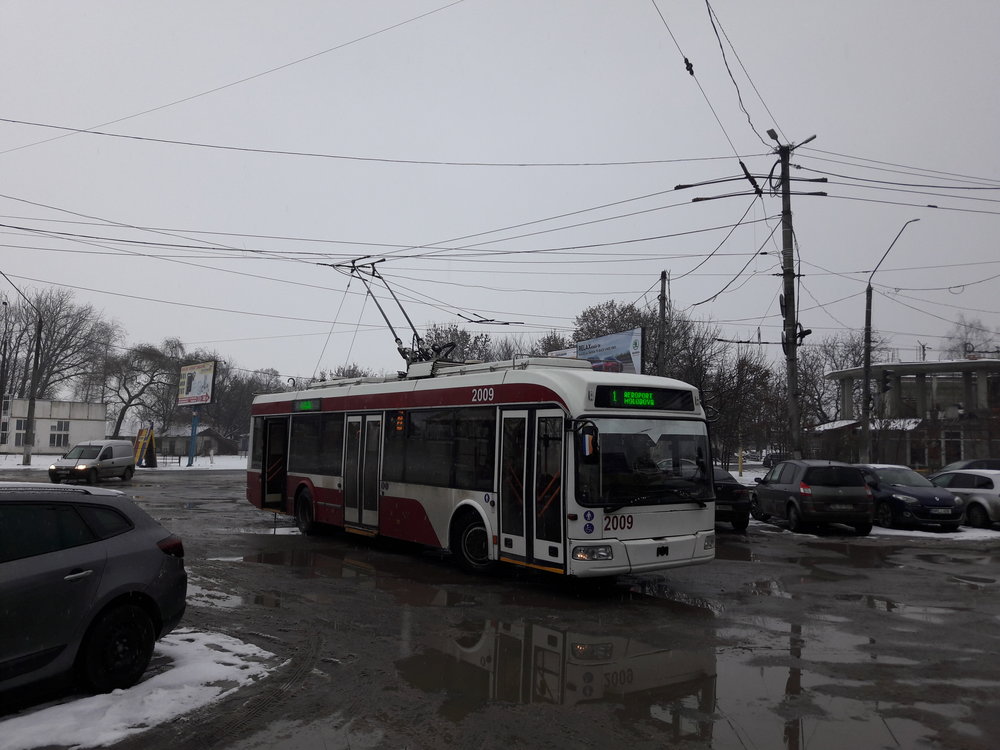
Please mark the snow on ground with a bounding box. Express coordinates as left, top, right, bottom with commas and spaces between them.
0, 630, 278, 750
0, 453, 249, 472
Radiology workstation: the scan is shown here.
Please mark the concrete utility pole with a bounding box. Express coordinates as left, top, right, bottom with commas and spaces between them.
768, 130, 818, 459
657, 271, 667, 377
861, 218, 920, 463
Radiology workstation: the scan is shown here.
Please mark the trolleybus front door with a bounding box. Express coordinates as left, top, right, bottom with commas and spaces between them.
533, 411, 565, 568
262, 417, 288, 510
344, 414, 382, 530
499, 411, 528, 558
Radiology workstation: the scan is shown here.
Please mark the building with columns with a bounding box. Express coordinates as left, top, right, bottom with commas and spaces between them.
822, 359, 1000, 470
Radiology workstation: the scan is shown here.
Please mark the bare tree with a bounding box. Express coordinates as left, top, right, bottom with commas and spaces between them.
105, 344, 178, 437
798, 331, 890, 426
941, 314, 997, 359
3, 289, 120, 401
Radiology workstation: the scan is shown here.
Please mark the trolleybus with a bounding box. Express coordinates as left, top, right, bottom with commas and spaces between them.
246, 356, 715, 578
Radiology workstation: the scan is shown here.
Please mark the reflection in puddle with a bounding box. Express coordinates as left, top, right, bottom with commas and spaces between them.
397, 617, 716, 741
242, 549, 479, 608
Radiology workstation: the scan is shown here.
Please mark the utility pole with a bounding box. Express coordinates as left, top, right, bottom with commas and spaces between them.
777, 141, 801, 457
657, 271, 667, 377
861, 218, 920, 463
768, 130, 818, 459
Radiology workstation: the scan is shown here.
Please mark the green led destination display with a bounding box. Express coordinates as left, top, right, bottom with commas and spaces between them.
594, 385, 694, 411
293, 399, 322, 412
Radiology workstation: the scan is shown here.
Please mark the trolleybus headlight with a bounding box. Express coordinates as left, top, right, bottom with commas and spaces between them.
572, 545, 613, 561
703, 534, 716, 550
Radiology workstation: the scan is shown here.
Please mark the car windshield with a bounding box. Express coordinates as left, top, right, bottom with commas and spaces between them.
575, 417, 712, 508
875, 467, 933, 487
803, 466, 865, 487
63, 445, 101, 460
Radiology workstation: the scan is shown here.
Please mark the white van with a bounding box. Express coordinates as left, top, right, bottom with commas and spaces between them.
48, 439, 137, 484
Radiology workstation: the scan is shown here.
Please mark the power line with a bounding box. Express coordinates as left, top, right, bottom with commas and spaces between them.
0, 0, 470, 158
0, 116, 747, 168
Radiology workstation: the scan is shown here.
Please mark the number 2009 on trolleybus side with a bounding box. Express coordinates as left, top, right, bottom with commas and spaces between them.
246, 356, 716, 578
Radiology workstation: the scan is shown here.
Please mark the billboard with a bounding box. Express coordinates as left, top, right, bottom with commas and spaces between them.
178, 361, 217, 406
576, 328, 643, 374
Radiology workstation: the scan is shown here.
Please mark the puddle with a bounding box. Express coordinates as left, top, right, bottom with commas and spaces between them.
396, 617, 717, 739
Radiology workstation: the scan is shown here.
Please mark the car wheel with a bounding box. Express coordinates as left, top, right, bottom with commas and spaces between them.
77, 604, 155, 693
452, 511, 494, 574
853, 522, 873, 536
787, 504, 807, 533
295, 490, 319, 535
750, 495, 769, 522
966, 503, 990, 529
731, 513, 750, 532
122, 466, 134, 481
875, 502, 896, 529
87, 468, 98, 485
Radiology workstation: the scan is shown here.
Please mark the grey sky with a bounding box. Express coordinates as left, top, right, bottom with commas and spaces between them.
1, 0, 997, 381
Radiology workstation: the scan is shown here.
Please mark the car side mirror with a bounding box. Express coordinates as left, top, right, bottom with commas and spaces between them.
754, 477, 763, 484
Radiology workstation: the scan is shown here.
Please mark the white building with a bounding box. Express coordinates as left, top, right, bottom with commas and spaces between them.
1, 397, 108, 455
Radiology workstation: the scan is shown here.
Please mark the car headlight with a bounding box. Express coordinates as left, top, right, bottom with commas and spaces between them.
572, 545, 613, 561
49, 464, 56, 471
76, 464, 89, 471
953, 497, 965, 506
891, 493, 920, 505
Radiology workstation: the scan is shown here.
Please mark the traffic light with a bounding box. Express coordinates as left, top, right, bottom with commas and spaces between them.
881, 369, 895, 393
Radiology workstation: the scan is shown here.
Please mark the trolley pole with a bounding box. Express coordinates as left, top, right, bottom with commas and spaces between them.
657, 271, 667, 377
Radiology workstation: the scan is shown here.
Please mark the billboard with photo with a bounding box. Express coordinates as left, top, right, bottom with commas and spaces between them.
576, 328, 643, 374
178, 361, 217, 406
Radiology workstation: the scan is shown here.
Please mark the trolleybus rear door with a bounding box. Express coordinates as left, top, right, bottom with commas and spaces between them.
344, 414, 381, 530
262, 418, 288, 510
533, 411, 565, 567
499, 411, 528, 558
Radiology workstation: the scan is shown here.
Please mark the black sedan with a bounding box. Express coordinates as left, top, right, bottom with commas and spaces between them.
855, 464, 964, 531
714, 467, 750, 531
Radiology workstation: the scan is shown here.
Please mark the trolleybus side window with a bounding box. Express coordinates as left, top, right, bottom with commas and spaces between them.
383, 407, 496, 491
289, 412, 345, 475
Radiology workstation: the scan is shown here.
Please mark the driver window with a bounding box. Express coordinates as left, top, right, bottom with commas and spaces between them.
99, 447, 112, 460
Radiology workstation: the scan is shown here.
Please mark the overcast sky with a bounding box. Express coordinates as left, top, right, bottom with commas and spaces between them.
1, 1, 997, 382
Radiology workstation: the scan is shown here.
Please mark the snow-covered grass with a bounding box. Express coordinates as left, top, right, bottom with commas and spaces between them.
0, 630, 278, 750
0, 454, 248, 472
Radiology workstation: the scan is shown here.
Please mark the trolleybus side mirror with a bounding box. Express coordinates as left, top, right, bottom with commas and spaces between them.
577, 423, 600, 465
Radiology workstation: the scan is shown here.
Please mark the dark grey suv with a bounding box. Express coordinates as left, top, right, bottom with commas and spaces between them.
0, 483, 186, 695
751, 459, 874, 534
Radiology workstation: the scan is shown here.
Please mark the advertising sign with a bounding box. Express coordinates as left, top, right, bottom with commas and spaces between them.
178, 361, 217, 406
576, 328, 643, 374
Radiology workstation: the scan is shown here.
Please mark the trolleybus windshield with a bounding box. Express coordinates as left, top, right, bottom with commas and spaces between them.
575, 417, 712, 509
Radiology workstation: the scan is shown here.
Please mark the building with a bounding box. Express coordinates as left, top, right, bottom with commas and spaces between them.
1, 397, 108, 455
157, 426, 240, 458
822, 359, 1000, 470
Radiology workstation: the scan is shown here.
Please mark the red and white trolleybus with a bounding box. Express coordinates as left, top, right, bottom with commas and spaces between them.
246, 356, 716, 577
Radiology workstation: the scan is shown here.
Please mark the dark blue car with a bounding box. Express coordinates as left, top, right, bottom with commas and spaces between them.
855, 464, 964, 531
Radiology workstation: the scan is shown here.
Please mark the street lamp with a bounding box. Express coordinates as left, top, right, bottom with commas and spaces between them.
861, 218, 920, 463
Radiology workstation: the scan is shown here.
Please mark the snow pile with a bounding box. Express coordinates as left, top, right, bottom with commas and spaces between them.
0, 630, 277, 750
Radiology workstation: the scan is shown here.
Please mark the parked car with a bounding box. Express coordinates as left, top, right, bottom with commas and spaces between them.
48, 439, 137, 484
928, 469, 1000, 529
713, 467, 750, 531
751, 459, 874, 534
0, 483, 186, 695
855, 464, 964, 531
762, 452, 790, 468
937, 458, 1000, 473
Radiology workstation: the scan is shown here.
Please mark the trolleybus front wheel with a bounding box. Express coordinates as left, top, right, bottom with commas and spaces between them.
295, 489, 320, 535
452, 512, 495, 574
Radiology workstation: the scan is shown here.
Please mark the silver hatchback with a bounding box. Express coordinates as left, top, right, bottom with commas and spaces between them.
0, 483, 186, 694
